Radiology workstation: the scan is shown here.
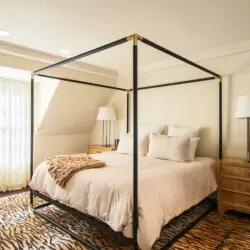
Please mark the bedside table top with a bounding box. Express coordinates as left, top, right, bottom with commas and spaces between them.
219, 157, 250, 167
89, 145, 116, 149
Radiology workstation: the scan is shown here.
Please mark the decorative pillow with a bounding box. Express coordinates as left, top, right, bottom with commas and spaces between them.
168, 125, 200, 138
188, 137, 200, 161
138, 125, 164, 136
147, 134, 189, 162
117, 133, 148, 156
118, 125, 164, 155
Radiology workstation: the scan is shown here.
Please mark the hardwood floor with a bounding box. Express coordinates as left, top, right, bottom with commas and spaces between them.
0, 187, 29, 198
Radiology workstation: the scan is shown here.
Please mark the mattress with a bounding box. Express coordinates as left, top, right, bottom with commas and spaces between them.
30, 152, 217, 250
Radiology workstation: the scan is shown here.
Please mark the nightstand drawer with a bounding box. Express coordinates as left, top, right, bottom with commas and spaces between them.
221, 177, 250, 193
218, 158, 250, 215
221, 164, 250, 178
222, 190, 250, 208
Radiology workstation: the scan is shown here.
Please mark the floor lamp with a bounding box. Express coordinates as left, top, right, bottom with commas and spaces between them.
234, 95, 250, 162
97, 107, 116, 147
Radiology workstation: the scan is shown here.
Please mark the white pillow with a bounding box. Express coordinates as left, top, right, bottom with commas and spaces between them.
168, 125, 200, 160
188, 137, 200, 161
118, 126, 164, 155
117, 133, 148, 156
147, 134, 189, 162
138, 125, 164, 136
168, 125, 200, 138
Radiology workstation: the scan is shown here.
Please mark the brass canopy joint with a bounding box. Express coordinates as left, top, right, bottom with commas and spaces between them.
127, 33, 143, 45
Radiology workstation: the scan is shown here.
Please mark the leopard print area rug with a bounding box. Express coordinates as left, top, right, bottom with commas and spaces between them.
0, 192, 249, 249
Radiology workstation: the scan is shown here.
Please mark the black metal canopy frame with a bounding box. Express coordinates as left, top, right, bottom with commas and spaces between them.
30, 33, 222, 250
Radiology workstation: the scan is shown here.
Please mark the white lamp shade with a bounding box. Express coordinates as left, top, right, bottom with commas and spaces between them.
234, 96, 250, 119
97, 107, 116, 121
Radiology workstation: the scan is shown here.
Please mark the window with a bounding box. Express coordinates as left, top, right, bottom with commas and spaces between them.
0, 67, 30, 191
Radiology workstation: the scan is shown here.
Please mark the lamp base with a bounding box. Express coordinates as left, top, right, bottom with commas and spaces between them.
102, 120, 111, 148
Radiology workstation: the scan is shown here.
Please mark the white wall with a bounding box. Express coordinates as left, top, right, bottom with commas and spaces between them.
2, 44, 250, 162
35, 133, 89, 161
36, 78, 59, 126
107, 51, 250, 159
225, 74, 250, 157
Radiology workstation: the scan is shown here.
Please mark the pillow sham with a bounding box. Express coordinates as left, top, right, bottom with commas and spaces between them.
117, 126, 164, 155
138, 125, 164, 136
188, 137, 200, 161
147, 133, 189, 162
168, 125, 200, 138
117, 133, 148, 156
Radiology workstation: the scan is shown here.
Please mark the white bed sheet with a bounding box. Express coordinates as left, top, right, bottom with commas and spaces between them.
30, 152, 217, 250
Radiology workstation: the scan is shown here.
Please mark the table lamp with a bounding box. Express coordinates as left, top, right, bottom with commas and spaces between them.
97, 107, 116, 147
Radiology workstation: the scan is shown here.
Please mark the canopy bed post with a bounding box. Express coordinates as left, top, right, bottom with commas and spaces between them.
30, 73, 35, 208
36, 74, 127, 91
132, 34, 139, 249
129, 77, 217, 91
127, 90, 130, 133
29, 33, 221, 250
219, 77, 223, 159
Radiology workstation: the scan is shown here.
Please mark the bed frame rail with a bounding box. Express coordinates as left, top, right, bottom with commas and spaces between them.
31, 189, 133, 249
30, 33, 222, 249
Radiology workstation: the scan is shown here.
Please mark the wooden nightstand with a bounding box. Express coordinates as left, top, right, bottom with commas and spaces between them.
88, 145, 117, 154
217, 158, 250, 215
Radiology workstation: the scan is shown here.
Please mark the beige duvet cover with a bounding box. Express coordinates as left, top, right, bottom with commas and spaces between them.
30, 152, 217, 250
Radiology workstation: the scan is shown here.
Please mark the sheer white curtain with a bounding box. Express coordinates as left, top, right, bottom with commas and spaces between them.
0, 74, 30, 191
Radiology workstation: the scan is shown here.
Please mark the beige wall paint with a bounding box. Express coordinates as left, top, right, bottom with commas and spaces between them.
0, 53, 117, 166
2, 48, 250, 162
35, 133, 89, 166
225, 74, 250, 157
106, 51, 250, 159
36, 78, 59, 126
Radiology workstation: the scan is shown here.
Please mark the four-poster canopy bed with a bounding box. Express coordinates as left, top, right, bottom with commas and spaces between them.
29, 33, 222, 249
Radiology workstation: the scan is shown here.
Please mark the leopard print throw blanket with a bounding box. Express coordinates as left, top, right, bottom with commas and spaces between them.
46, 153, 105, 188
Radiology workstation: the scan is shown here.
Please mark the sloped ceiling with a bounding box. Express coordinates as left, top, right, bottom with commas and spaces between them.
37, 81, 116, 135
0, 52, 117, 140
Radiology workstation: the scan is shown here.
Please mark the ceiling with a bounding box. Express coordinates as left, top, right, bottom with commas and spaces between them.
1, 0, 250, 72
